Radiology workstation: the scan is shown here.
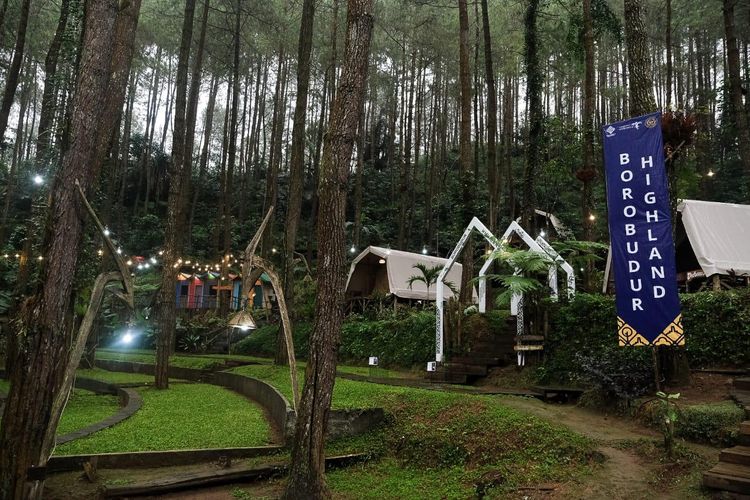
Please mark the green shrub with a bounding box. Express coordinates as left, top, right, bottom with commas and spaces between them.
234, 309, 435, 368
638, 400, 745, 446
678, 402, 745, 445
339, 310, 435, 367
542, 293, 652, 401
681, 290, 750, 368
233, 322, 312, 358
543, 290, 750, 399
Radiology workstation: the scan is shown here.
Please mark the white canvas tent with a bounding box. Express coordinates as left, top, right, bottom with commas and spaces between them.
345, 246, 469, 301
677, 199, 750, 277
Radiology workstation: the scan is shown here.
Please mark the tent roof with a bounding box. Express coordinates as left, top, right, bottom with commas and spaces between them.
345, 246, 471, 301
677, 199, 750, 277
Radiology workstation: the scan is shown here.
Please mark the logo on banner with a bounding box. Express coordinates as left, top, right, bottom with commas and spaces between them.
602, 112, 683, 347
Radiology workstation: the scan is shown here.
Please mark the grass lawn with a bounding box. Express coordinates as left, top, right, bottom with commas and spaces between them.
57, 389, 120, 436
96, 349, 271, 370
76, 368, 155, 385
55, 383, 274, 455
322, 389, 595, 498
228, 363, 419, 410
1, 384, 119, 437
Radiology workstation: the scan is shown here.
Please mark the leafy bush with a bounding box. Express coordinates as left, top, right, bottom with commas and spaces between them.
233, 321, 313, 359
680, 290, 750, 368
542, 293, 652, 401
234, 309, 435, 368
544, 290, 750, 400
339, 310, 435, 367
638, 400, 745, 446
677, 402, 745, 445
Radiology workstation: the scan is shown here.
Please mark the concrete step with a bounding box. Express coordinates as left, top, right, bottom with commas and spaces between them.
517, 335, 545, 342
721, 446, 750, 467
741, 421, 750, 437
451, 356, 502, 366
442, 363, 487, 376
736, 378, 750, 392
703, 462, 750, 495
425, 371, 468, 384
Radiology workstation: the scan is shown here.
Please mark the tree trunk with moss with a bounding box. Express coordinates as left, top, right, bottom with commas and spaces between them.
0, 0, 141, 496
283, 0, 374, 497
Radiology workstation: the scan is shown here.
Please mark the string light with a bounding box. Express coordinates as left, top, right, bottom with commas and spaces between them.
707, 169, 715, 177
350, 245, 356, 254
37, 256, 43, 261
540, 230, 546, 237
588, 214, 596, 221
421, 246, 428, 255
33, 174, 44, 185
103, 227, 110, 236
116, 248, 122, 254
97, 249, 104, 256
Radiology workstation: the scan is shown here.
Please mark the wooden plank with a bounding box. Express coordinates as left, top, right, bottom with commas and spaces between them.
517, 335, 545, 342
703, 470, 750, 495
103, 454, 366, 498
721, 446, 750, 466
514, 345, 544, 351
710, 462, 750, 480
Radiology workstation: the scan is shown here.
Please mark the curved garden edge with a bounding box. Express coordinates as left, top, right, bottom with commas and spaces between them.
0, 371, 143, 446
56, 378, 143, 445
93, 359, 385, 444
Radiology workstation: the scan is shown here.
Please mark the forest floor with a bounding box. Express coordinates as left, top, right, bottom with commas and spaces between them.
45, 398, 715, 499
40, 355, 737, 499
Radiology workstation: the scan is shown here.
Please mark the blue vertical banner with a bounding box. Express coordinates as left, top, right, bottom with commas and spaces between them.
602, 112, 683, 346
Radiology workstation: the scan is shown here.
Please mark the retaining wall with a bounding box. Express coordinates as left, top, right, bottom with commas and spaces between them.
94, 359, 384, 442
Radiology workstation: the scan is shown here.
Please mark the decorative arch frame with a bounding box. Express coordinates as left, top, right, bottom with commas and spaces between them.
435, 219, 575, 365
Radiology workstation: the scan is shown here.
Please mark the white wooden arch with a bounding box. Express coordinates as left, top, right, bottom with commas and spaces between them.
435, 217, 498, 362
436, 219, 576, 366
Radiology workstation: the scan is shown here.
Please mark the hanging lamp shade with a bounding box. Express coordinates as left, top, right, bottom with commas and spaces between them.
228, 309, 257, 331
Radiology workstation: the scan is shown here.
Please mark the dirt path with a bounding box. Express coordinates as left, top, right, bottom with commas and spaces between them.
495, 395, 716, 499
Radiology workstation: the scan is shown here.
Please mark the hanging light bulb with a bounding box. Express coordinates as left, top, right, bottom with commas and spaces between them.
422, 246, 428, 255
33, 174, 44, 185
103, 227, 110, 236
540, 230, 546, 237
350, 245, 356, 254
588, 213, 596, 221
707, 169, 715, 177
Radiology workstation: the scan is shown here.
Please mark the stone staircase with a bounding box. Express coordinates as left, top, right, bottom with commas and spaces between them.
426, 317, 517, 385
703, 376, 750, 495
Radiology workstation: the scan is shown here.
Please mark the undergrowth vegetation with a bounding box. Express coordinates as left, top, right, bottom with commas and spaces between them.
542, 290, 750, 400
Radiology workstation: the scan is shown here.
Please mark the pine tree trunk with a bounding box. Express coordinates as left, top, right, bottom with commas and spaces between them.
624, 0, 656, 116
0, 0, 31, 141
521, 0, 543, 232
36, 0, 71, 162
0, 0, 141, 496
723, 0, 750, 175
579, 0, 596, 247
481, 0, 498, 232
458, 0, 474, 305
156, 0, 196, 390
284, 0, 316, 299
283, 0, 373, 496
